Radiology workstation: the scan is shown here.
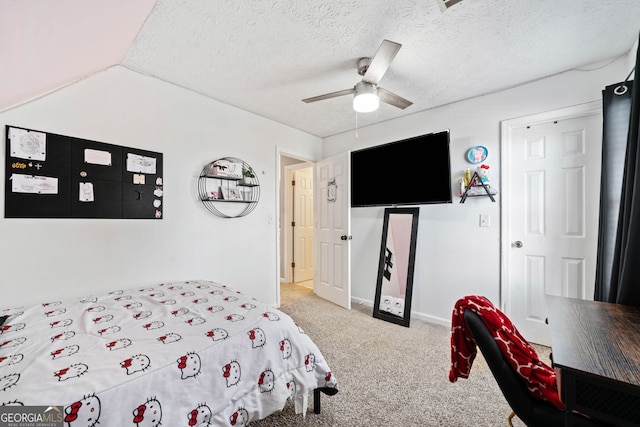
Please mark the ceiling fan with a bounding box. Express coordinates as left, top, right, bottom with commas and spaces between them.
302, 39, 413, 113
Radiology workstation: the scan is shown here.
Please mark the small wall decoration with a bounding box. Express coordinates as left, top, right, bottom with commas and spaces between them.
467, 145, 488, 164
459, 163, 497, 202
197, 157, 260, 218
327, 178, 337, 202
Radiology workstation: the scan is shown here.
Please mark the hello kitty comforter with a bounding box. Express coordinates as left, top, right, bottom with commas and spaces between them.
0, 280, 338, 426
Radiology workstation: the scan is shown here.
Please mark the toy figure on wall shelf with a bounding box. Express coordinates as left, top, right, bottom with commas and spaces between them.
476, 164, 490, 184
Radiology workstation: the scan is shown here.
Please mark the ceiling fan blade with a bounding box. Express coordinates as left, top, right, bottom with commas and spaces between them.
302, 88, 354, 103
362, 39, 402, 85
378, 87, 413, 110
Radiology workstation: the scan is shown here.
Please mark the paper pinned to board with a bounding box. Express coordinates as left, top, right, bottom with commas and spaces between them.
126, 153, 156, 174
84, 148, 112, 166
79, 182, 94, 202
11, 174, 58, 194
9, 127, 47, 161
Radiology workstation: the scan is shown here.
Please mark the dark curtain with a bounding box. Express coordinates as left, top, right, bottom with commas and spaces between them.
594, 41, 640, 305
594, 80, 633, 301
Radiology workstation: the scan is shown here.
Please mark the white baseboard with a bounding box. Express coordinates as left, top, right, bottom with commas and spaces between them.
351, 296, 373, 307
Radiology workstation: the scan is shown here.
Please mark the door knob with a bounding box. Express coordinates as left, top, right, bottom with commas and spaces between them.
513, 241, 523, 248
340, 235, 353, 241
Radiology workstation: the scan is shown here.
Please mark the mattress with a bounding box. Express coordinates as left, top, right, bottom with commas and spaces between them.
0, 279, 338, 426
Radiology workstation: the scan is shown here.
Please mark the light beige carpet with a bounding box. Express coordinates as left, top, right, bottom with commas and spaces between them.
252, 284, 548, 426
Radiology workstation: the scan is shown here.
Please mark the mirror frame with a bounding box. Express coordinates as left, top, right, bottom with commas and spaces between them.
372, 207, 420, 327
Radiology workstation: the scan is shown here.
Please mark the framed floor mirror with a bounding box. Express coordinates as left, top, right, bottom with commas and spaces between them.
373, 207, 420, 327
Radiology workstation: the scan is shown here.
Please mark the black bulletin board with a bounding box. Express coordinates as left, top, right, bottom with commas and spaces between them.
4, 126, 163, 219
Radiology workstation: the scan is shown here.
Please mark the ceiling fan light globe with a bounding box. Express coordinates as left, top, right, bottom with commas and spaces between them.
353, 93, 379, 113
353, 82, 379, 113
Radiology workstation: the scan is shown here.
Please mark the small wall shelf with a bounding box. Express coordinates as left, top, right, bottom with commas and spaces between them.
460, 171, 497, 203
197, 157, 260, 218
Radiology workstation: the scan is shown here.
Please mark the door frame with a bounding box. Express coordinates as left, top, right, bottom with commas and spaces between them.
276, 150, 315, 306
282, 162, 314, 284
499, 100, 602, 314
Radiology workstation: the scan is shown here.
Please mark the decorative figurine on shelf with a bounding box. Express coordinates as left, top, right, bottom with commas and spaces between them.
242, 167, 255, 185
476, 164, 490, 185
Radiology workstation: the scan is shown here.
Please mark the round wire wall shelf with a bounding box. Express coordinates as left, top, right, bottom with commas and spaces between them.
197, 157, 260, 218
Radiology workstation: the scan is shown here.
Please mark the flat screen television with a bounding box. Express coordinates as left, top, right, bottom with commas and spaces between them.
350, 130, 452, 207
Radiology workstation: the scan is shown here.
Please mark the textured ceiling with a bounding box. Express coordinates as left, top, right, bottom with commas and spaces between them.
3, 0, 640, 138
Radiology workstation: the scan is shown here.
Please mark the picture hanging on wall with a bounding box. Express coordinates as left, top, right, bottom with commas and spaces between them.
467, 145, 488, 164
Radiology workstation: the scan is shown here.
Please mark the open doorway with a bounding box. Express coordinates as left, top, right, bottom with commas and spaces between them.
279, 154, 314, 289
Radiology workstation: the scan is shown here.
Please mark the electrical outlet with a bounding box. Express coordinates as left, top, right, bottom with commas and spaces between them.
480, 213, 490, 227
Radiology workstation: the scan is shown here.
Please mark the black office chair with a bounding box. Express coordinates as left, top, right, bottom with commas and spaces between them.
463, 309, 602, 427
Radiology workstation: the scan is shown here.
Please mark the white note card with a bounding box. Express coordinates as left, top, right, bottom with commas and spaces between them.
11, 174, 58, 194
84, 149, 112, 166
79, 182, 95, 202
126, 153, 156, 174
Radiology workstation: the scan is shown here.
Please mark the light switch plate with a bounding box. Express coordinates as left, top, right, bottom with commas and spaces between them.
480, 213, 490, 227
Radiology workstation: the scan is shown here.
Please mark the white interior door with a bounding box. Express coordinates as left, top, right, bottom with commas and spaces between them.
315, 152, 351, 309
292, 167, 314, 282
502, 102, 602, 345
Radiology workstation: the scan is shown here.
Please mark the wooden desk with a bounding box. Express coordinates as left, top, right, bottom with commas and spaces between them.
547, 295, 640, 426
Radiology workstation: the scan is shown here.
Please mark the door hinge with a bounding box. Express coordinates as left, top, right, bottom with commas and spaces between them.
291, 221, 295, 227
291, 180, 295, 186
291, 262, 295, 268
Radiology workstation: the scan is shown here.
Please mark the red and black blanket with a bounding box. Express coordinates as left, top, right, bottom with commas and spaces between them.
448, 295, 563, 410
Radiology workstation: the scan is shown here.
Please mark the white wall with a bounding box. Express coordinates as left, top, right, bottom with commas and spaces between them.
324, 56, 632, 325
2, 53, 634, 324
0, 66, 322, 308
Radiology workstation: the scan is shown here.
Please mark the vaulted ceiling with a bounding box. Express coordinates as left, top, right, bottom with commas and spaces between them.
2, 0, 640, 138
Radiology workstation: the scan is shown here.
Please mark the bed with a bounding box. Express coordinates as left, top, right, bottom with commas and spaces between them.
0, 279, 338, 426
